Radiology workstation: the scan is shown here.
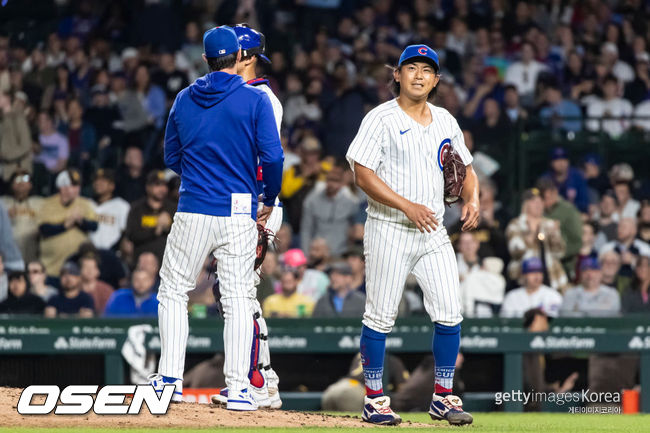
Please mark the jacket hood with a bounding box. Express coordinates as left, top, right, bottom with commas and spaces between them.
189, 71, 245, 108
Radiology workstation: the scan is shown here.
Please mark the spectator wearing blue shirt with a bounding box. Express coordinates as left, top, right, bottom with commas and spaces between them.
134, 65, 167, 130
540, 147, 590, 213
463, 66, 505, 120
44, 261, 94, 318
539, 83, 582, 132
104, 268, 158, 317
581, 153, 610, 200
312, 261, 365, 318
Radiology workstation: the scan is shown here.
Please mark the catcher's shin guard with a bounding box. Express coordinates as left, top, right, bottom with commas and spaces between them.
256, 312, 271, 370
248, 312, 272, 407
248, 312, 265, 388
256, 312, 281, 386
254, 311, 282, 408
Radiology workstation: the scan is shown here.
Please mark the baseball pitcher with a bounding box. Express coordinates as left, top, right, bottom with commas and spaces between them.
346, 44, 480, 425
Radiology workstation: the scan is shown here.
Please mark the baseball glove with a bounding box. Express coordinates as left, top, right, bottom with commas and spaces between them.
255, 224, 274, 270
443, 146, 466, 206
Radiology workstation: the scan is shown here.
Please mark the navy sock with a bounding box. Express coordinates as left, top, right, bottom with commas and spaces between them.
432, 322, 461, 396
360, 325, 386, 397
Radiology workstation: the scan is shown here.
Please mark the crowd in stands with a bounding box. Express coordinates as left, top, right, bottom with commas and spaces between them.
1, 0, 650, 319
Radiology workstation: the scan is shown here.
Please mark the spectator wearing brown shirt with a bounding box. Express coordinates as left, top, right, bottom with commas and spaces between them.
2, 171, 44, 263
38, 169, 98, 277
121, 170, 175, 266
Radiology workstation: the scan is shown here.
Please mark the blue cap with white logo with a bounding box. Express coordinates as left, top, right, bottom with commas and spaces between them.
398, 44, 440, 71
203, 26, 240, 58
233, 24, 271, 64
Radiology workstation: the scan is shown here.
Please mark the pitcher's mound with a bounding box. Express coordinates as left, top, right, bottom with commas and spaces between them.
0, 387, 430, 429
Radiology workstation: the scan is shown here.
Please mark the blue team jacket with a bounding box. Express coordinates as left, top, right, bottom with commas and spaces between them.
164, 71, 283, 218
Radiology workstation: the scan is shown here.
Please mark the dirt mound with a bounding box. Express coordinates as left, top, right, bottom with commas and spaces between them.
0, 387, 429, 429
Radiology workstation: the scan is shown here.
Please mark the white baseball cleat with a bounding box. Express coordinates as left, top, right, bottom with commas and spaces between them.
429, 394, 474, 425
226, 388, 258, 411
361, 395, 402, 425
148, 373, 183, 403
213, 386, 279, 409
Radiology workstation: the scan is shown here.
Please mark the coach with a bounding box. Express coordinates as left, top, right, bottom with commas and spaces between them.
150, 26, 283, 411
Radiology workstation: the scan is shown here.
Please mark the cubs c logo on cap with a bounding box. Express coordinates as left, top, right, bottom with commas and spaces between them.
398, 44, 440, 69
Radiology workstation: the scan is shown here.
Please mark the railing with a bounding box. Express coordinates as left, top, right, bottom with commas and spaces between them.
0, 316, 648, 412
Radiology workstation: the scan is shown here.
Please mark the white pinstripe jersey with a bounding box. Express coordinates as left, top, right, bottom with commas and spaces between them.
257, 83, 283, 136
346, 98, 473, 227
256, 82, 283, 211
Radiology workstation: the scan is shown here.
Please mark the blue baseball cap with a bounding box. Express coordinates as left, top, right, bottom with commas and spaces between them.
203, 26, 240, 58
582, 152, 602, 167
398, 44, 440, 71
233, 24, 271, 64
580, 257, 601, 271
550, 147, 569, 160
522, 257, 544, 274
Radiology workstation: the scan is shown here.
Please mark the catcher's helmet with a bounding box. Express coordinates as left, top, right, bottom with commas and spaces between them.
233, 24, 270, 63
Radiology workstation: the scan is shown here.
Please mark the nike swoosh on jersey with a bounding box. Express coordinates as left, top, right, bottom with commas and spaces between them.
399, 129, 411, 135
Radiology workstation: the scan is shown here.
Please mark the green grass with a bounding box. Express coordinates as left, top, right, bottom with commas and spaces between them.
2, 413, 650, 432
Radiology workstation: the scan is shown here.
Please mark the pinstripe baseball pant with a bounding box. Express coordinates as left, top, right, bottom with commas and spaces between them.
363, 217, 463, 333
157, 212, 257, 393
